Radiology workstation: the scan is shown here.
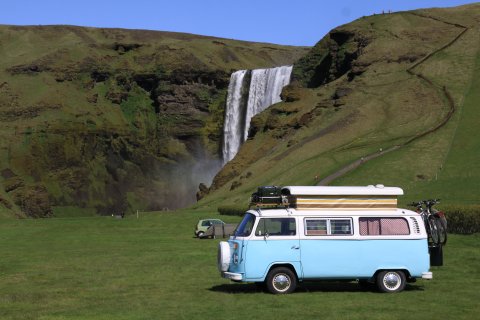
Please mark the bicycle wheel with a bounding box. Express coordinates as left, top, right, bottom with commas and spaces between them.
428, 216, 441, 246
435, 217, 447, 245
438, 212, 448, 229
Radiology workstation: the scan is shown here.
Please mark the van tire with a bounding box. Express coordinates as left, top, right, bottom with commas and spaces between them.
197, 231, 204, 238
376, 270, 406, 293
266, 267, 297, 294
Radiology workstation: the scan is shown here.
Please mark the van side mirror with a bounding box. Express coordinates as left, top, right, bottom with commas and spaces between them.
264, 232, 270, 240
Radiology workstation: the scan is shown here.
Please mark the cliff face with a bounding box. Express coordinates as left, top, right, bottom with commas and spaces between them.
0, 25, 309, 217
204, 4, 480, 208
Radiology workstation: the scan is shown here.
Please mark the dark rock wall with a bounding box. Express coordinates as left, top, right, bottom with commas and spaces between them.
293, 28, 370, 87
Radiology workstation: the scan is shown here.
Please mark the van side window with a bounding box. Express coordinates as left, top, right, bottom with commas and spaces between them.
331, 219, 352, 235
305, 219, 327, 235
359, 217, 410, 235
305, 218, 353, 236
255, 218, 296, 236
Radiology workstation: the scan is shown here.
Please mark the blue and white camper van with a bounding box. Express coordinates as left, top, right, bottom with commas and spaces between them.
218, 185, 435, 294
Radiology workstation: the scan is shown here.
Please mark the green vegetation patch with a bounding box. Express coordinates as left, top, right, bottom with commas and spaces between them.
440, 205, 480, 234
217, 205, 247, 216
119, 87, 155, 126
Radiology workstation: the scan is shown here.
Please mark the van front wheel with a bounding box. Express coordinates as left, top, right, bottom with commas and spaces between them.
266, 267, 297, 294
376, 270, 406, 293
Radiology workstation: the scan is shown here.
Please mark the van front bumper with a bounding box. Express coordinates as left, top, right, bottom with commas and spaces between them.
422, 272, 433, 280
221, 272, 243, 281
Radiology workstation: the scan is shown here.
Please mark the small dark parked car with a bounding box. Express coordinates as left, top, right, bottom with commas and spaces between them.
194, 219, 225, 238
201, 223, 237, 239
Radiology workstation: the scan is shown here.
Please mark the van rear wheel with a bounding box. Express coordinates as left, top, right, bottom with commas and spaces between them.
376, 270, 406, 293
266, 267, 296, 294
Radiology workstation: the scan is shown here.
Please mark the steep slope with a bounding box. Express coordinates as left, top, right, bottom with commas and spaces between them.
0, 25, 308, 217
202, 3, 480, 209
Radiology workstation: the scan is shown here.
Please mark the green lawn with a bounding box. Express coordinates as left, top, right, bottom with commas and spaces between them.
0, 210, 478, 320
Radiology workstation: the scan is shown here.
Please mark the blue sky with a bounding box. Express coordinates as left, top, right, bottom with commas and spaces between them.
0, 0, 476, 46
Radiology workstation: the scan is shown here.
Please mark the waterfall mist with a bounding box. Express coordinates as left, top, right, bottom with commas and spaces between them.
153, 141, 223, 210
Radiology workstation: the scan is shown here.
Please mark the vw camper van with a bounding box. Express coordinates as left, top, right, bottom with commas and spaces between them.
218, 185, 437, 294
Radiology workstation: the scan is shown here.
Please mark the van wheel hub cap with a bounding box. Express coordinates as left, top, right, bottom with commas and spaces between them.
273, 274, 290, 291
383, 272, 401, 290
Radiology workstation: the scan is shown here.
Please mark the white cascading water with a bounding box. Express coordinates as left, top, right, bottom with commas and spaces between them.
222, 70, 248, 163
244, 66, 293, 141
222, 65, 293, 164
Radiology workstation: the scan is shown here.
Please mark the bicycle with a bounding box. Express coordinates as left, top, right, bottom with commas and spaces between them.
424, 199, 447, 245
409, 199, 447, 246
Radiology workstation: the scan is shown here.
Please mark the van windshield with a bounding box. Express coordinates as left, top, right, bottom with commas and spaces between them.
234, 213, 256, 237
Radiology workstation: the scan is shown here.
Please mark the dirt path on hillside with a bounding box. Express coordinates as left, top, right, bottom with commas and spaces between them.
317, 15, 468, 186
316, 145, 401, 185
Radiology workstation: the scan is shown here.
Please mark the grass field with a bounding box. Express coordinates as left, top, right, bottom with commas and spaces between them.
0, 210, 479, 320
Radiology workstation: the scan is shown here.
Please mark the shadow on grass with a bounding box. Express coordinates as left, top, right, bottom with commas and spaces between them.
209, 281, 424, 294
298, 281, 424, 293
209, 283, 265, 294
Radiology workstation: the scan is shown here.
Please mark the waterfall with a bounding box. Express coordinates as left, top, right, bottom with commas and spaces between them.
222, 65, 293, 164
222, 70, 248, 163
244, 67, 293, 141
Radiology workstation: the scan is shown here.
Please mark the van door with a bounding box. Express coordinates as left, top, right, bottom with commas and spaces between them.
244, 217, 300, 280
301, 217, 356, 278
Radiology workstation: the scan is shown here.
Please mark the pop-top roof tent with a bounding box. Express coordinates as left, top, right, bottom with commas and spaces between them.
283, 185, 403, 210
282, 185, 403, 196
251, 185, 404, 210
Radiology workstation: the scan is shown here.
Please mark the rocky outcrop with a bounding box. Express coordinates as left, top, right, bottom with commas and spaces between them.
1, 169, 52, 217
293, 28, 370, 87
196, 183, 210, 201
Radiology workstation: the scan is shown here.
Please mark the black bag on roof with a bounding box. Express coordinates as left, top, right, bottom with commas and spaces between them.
251, 186, 282, 204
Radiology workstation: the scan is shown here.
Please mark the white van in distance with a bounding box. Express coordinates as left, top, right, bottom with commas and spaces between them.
218, 185, 437, 294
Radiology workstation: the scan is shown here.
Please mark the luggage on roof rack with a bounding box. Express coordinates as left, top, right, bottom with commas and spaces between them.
250, 186, 284, 206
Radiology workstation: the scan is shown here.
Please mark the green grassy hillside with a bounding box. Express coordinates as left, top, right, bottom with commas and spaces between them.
203, 3, 480, 209
335, 44, 480, 204
0, 25, 308, 218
